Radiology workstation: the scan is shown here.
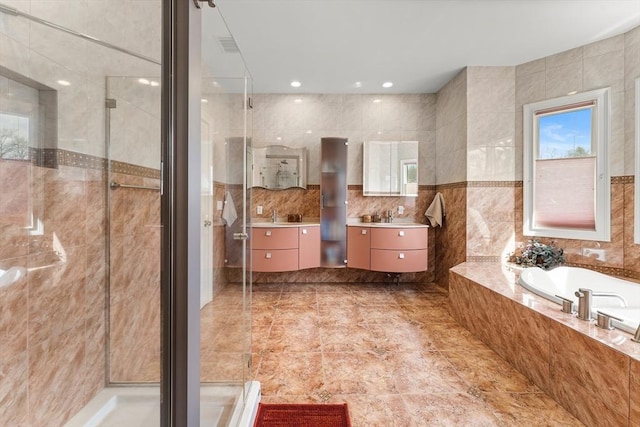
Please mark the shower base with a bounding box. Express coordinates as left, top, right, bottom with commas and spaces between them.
65, 382, 261, 427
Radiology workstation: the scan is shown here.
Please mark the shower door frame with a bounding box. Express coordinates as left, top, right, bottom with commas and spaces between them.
161, 0, 202, 425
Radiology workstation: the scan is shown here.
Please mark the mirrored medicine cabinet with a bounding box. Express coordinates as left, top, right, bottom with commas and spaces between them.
252, 145, 307, 190
363, 140, 418, 196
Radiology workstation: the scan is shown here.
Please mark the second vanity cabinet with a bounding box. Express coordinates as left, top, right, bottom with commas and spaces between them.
252, 224, 320, 272
347, 225, 428, 273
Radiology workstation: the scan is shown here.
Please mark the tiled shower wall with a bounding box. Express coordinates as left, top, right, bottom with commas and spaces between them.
0, 1, 161, 423
0, 157, 107, 426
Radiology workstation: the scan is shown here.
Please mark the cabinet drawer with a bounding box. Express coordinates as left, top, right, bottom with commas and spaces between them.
252, 249, 298, 272
347, 226, 370, 270
370, 227, 427, 250
252, 227, 298, 250
370, 249, 428, 273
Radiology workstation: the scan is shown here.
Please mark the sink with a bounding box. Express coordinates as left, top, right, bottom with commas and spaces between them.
252, 221, 319, 227
352, 222, 428, 228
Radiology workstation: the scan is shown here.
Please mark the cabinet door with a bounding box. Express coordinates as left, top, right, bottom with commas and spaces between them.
252, 227, 298, 250
347, 226, 370, 270
299, 226, 320, 270
252, 249, 298, 272
370, 227, 427, 250
320, 137, 348, 267
371, 249, 428, 273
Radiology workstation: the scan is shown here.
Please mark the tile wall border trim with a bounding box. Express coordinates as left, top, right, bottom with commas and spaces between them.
5, 148, 161, 179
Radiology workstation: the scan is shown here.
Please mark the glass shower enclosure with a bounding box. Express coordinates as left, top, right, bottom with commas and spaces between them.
0, 1, 256, 425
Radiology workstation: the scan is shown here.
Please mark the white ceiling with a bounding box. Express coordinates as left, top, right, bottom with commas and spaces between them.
214, 0, 640, 94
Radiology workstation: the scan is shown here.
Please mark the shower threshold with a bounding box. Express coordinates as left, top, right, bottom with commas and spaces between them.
65, 382, 261, 427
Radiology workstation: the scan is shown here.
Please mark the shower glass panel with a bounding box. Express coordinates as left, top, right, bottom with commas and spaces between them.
106, 75, 162, 384
198, 5, 257, 425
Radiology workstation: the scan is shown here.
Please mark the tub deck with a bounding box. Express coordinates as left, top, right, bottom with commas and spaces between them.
449, 262, 640, 427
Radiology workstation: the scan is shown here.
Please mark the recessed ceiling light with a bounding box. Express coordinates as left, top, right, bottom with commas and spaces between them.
382, 82, 393, 88
290, 81, 301, 88
373, 99, 382, 103
306, 130, 312, 134
138, 78, 150, 85
276, 137, 282, 141
354, 82, 362, 88
57, 80, 71, 86
294, 98, 303, 104
150, 81, 159, 87
201, 99, 209, 103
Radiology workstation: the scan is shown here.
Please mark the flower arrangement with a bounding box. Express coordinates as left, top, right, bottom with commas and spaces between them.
508, 239, 564, 270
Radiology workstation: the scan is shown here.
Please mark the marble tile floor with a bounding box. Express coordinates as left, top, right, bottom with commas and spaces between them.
202, 281, 584, 426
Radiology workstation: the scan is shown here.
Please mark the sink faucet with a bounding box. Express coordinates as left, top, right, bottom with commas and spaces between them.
574, 288, 628, 321
386, 209, 393, 223
271, 209, 277, 223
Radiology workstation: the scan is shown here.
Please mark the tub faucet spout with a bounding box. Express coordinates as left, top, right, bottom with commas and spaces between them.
575, 288, 628, 321
592, 292, 627, 307
633, 324, 640, 343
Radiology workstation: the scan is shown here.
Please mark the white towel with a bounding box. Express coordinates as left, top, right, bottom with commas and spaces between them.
222, 191, 238, 227
425, 192, 445, 227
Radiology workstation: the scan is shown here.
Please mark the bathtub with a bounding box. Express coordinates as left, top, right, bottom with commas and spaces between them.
518, 266, 640, 335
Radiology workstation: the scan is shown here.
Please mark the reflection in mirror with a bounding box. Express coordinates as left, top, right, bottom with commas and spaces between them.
635, 78, 639, 244
252, 145, 307, 189
363, 140, 418, 196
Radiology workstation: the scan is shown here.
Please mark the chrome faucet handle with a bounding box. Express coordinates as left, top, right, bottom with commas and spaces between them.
555, 295, 575, 314
596, 311, 623, 330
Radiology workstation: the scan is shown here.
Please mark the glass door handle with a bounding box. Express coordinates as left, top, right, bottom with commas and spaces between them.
233, 232, 249, 240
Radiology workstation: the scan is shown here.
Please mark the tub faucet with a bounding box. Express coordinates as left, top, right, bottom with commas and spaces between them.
575, 288, 594, 320
574, 288, 628, 321
632, 324, 640, 343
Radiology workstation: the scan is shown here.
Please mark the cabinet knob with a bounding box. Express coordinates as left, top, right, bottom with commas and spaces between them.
398, 231, 405, 237
302, 228, 308, 235
265, 230, 272, 237
398, 253, 405, 259
265, 252, 272, 259
361, 229, 367, 235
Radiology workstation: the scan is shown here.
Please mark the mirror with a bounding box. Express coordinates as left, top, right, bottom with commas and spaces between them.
363, 140, 418, 196
252, 145, 307, 189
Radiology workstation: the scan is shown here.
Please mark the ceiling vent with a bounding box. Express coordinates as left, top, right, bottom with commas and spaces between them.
218, 36, 240, 53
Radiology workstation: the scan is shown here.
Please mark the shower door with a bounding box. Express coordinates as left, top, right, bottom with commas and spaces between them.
198, 5, 256, 425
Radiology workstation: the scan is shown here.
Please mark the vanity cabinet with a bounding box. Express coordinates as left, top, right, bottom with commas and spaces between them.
346, 225, 428, 273
251, 224, 320, 272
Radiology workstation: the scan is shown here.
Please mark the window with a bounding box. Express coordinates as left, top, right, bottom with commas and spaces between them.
523, 88, 610, 241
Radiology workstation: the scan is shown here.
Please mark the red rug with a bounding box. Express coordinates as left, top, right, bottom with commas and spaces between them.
253, 403, 352, 427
